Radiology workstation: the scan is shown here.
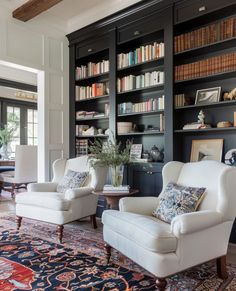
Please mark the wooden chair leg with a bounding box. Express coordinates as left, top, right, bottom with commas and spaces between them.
16, 216, 22, 230
104, 243, 111, 264
217, 255, 228, 279
57, 225, 64, 243
156, 278, 167, 291
90, 214, 97, 229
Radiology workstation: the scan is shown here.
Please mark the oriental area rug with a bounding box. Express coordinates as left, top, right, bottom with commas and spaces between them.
0, 215, 236, 290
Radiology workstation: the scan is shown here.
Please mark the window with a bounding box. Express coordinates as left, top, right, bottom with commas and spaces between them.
7, 106, 21, 158
27, 109, 38, 145
0, 100, 37, 158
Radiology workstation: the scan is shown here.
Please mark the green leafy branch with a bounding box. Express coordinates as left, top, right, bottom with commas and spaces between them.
89, 138, 131, 167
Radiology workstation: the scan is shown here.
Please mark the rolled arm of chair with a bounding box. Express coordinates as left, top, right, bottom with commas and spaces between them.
119, 196, 159, 215
65, 187, 94, 200
27, 182, 58, 192
171, 210, 223, 237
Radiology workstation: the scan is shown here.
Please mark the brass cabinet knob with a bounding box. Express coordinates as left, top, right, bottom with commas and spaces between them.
198, 6, 206, 12
134, 30, 141, 36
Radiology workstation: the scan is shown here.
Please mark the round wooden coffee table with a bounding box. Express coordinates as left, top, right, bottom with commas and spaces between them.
93, 189, 139, 209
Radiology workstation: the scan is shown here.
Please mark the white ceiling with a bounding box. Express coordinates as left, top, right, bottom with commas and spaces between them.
1, 0, 142, 33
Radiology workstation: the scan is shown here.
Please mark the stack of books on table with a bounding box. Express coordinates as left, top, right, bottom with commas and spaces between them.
103, 185, 130, 194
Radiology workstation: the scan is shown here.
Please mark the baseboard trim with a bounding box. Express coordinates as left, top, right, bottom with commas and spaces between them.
228, 243, 236, 255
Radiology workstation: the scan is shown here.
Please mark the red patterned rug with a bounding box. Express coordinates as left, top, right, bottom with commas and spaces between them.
0, 215, 236, 290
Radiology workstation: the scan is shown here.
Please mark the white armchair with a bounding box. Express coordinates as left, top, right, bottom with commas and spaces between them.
16, 156, 108, 242
102, 161, 236, 290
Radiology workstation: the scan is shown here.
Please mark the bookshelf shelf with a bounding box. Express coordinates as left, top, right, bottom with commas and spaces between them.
75, 72, 109, 83
117, 57, 164, 72
117, 84, 164, 95
174, 127, 236, 134
175, 100, 236, 110
76, 94, 109, 103
76, 135, 109, 138
118, 110, 164, 117
118, 130, 164, 136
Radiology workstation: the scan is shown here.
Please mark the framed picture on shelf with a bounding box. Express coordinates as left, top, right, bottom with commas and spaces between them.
190, 139, 223, 162
130, 144, 142, 159
195, 87, 221, 105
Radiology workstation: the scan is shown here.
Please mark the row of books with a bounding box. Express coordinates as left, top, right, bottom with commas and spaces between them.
76, 139, 88, 156
75, 60, 109, 80
117, 71, 164, 93
117, 42, 165, 69
76, 82, 109, 100
175, 52, 236, 81
175, 94, 186, 107
118, 95, 165, 114
175, 15, 236, 53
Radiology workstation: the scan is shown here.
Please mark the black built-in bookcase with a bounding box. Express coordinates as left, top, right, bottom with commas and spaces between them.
67, 0, 236, 243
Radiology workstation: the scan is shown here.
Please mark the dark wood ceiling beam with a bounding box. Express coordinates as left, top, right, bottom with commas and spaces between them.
12, 0, 63, 22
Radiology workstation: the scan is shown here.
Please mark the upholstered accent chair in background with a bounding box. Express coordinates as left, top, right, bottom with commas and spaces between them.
15, 156, 108, 242
102, 161, 236, 290
0, 145, 37, 198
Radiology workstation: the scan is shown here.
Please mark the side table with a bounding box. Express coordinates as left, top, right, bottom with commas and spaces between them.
93, 189, 139, 210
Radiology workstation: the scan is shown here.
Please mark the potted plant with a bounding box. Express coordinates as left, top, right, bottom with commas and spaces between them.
89, 138, 131, 187
0, 113, 19, 159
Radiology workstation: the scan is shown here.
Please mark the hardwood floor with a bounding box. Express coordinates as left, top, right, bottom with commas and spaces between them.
0, 191, 235, 264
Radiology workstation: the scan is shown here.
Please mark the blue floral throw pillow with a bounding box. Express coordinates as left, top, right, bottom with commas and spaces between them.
57, 170, 88, 193
153, 182, 206, 223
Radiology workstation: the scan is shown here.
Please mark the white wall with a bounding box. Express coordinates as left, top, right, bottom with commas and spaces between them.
68, 0, 142, 32
0, 6, 69, 181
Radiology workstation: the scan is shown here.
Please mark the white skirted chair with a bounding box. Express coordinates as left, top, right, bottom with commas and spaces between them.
102, 160, 236, 290
0, 145, 37, 199
16, 156, 108, 242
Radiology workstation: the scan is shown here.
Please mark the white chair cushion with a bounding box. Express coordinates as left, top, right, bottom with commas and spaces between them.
15, 192, 70, 211
102, 210, 177, 253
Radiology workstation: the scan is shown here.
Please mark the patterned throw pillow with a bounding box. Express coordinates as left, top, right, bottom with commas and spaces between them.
57, 170, 88, 193
153, 182, 206, 223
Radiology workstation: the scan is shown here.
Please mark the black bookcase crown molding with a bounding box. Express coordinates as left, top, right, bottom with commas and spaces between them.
66, 0, 172, 45
67, 0, 236, 242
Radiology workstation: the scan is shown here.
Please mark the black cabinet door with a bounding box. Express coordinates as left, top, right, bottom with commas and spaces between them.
128, 163, 163, 197
76, 36, 109, 59
175, 0, 236, 24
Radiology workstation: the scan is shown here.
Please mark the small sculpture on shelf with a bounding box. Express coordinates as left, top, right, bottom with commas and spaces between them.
223, 88, 236, 101
183, 110, 211, 130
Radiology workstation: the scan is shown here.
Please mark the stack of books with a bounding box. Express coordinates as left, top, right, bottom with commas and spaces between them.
103, 185, 130, 193
76, 60, 109, 79
175, 15, 236, 54
174, 94, 186, 107
117, 41, 164, 69
118, 95, 164, 114
76, 81, 109, 100
117, 71, 164, 93
175, 51, 236, 81
76, 139, 88, 156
